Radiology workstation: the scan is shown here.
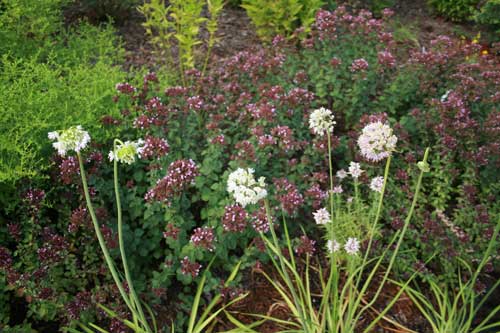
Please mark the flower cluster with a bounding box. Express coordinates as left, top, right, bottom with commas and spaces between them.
140, 136, 170, 160
227, 168, 267, 207
369, 176, 385, 193
146, 159, 199, 203
190, 227, 216, 251
348, 162, 363, 179
309, 107, 336, 136
274, 178, 304, 215
222, 204, 248, 233
357, 121, 397, 162
295, 235, 316, 256
313, 208, 331, 225
351, 58, 369, 72
326, 237, 360, 255
180, 257, 201, 278
251, 205, 271, 233
48, 126, 90, 156
108, 140, 144, 165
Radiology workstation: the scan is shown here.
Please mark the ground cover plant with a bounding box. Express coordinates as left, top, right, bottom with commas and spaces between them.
0, 1, 499, 332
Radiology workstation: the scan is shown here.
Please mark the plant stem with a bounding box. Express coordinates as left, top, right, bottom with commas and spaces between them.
113, 140, 151, 332
77, 152, 134, 313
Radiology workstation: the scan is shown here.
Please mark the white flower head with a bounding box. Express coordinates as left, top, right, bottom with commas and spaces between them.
48, 126, 90, 156
344, 237, 360, 255
313, 208, 330, 225
327, 239, 340, 253
336, 169, 348, 180
369, 176, 385, 193
348, 162, 364, 179
357, 121, 397, 162
109, 139, 145, 165
309, 107, 336, 136
227, 168, 267, 207
333, 185, 343, 194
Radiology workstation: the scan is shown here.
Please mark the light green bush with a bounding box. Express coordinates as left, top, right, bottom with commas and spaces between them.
242, 0, 324, 41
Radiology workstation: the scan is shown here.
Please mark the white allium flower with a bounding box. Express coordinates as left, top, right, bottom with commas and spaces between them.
369, 176, 385, 193
309, 107, 336, 136
227, 168, 267, 207
348, 162, 363, 179
332, 185, 343, 194
344, 237, 360, 255
357, 121, 397, 162
326, 239, 340, 253
109, 139, 145, 165
313, 208, 330, 225
347, 197, 354, 204
336, 169, 348, 180
48, 126, 90, 156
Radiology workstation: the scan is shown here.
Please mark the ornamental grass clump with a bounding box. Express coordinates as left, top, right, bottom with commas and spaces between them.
226, 111, 431, 332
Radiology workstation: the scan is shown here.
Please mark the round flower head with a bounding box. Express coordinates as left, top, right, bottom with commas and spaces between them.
313, 208, 330, 225
227, 168, 267, 207
326, 239, 340, 253
109, 140, 144, 165
348, 162, 363, 179
344, 237, 360, 255
369, 176, 384, 193
48, 126, 90, 156
309, 107, 336, 136
357, 121, 397, 162
336, 169, 348, 180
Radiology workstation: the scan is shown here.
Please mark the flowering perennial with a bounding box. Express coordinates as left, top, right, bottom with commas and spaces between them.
309, 107, 336, 136
48, 126, 90, 156
190, 227, 216, 252
145, 159, 199, 203
369, 176, 385, 193
357, 121, 397, 162
313, 208, 331, 225
222, 204, 248, 233
344, 237, 361, 255
109, 140, 144, 164
348, 162, 363, 179
227, 168, 267, 207
326, 239, 340, 253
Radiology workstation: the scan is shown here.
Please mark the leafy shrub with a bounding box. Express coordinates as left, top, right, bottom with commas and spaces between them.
427, 0, 479, 21
0, 23, 125, 189
474, 0, 500, 32
241, 0, 324, 41
138, 0, 224, 83
0, 0, 68, 59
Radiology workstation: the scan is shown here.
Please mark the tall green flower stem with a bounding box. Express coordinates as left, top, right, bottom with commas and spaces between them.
113, 140, 151, 332
77, 151, 152, 332
76, 153, 133, 312
326, 134, 334, 222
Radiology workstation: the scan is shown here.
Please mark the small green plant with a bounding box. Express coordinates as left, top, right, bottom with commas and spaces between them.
241, 0, 324, 41
396, 207, 500, 333
427, 0, 479, 21
139, 0, 224, 84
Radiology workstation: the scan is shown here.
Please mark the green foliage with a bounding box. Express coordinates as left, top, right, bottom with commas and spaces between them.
427, 0, 479, 21
139, 0, 224, 83
0, 0, 68, 58
474, 0, 500, 32
0, 22, 125, 186
241, 0, 324, 41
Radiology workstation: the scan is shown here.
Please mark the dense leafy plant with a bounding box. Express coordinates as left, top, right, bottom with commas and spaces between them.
427, 0, 479, 21
242, 0, 324, 41
0, 0, 68, 58
139, 0, 224, 84
474, 0, 500, 33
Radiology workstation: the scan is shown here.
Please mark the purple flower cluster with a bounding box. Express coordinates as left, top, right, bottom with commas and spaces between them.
180, 257, 201, 278
274, 178, 304, 215
140, 135, 170, 160
190, 227, 216, 251
222, 204, 248, 233
145, 159, 199, 203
